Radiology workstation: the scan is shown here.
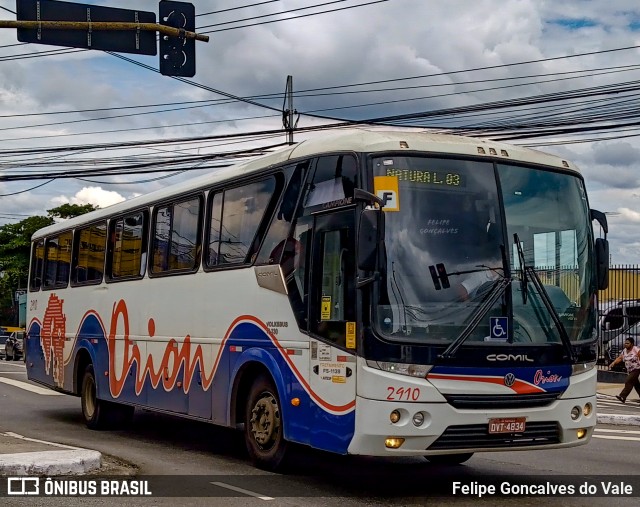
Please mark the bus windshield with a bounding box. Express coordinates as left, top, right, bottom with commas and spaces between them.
372, 155, 596, 346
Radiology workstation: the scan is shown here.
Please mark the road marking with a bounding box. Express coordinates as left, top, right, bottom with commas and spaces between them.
0, 371, 27, 375
0, 362, 26, 368
595, 428, 640, 435
592, 434, 640, 441
2, 432, 81, 450
210, 482, 274, 500
0, 377, 63, 395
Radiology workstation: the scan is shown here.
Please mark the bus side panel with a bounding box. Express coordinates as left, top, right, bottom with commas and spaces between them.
25, 321, 53, 388
226, 320, 355, 454
228, 344, 313, 445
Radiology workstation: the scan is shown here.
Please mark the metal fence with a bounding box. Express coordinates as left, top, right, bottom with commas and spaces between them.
596, 265, 640, 370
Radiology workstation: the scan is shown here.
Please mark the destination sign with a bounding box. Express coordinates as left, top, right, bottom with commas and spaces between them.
384, 168, 465, 187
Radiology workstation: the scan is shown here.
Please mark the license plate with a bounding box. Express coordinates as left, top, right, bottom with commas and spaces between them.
488, 417, 526, 434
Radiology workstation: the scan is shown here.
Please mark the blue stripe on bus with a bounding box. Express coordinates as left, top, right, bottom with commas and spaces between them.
28, 316, 355, 455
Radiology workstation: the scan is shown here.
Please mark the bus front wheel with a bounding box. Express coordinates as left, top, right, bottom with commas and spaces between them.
81, 364, 133, 430
425, 453, 474, 465
244, 375, 289, 471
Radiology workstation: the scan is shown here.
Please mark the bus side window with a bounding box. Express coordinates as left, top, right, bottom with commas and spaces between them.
151, 196, 202, 274
29, 239, 45, 291
304, 155, 357, 209
256, 162, 307, 266
43, 231, 72, 289
73, 222, 106, 285
108, 211, 147, 280
207, 177, 277, 267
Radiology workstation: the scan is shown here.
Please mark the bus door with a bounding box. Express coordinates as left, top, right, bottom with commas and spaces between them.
308, 209, 357, 449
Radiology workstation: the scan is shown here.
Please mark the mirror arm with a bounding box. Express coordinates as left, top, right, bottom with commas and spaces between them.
354, 188, 384, 207
591, 209, 608, 236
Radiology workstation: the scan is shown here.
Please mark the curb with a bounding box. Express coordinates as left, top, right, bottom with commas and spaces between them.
0, 449, 102, 475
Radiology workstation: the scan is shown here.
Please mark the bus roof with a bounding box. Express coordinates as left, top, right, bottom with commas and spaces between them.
32, 129, 580, 240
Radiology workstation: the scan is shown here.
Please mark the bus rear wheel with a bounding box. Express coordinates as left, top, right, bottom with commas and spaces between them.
244, 375, 289, 471
425, 453, 474, 465
81, 364, 133, 430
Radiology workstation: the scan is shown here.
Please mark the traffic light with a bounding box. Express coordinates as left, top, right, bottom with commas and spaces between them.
159, 1, 196, 77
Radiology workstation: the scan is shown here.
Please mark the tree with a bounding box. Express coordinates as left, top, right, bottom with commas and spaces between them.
47, 203, 97, 219
0, 203, 98, 325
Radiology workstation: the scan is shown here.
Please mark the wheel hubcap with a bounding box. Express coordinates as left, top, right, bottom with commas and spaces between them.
250, 393, 280, 449
83, 376, 96, 419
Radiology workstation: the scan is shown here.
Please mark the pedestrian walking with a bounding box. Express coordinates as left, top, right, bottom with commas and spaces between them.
609, 337, 640, 403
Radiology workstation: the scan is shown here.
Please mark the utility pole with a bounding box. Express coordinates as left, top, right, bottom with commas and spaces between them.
283, 75, 298, 145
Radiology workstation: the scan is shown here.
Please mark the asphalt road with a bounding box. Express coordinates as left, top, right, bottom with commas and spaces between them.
1, 360, 640, 507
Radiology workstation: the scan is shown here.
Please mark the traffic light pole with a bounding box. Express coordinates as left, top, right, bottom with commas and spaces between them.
0, 20, 209, 42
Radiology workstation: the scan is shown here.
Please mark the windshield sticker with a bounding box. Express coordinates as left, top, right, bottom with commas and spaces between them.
346, 322, 356, 349
374, 176, 400, 212
321, 296, 332, 320
485, 316, 509, 341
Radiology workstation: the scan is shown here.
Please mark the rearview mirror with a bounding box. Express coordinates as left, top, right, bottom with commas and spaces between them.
357, 208, 383, 272
595, 237, 609, 290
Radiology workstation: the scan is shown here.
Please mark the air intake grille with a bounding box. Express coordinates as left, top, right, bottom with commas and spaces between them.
444, 393, 560, 409
429, 422, 560, 450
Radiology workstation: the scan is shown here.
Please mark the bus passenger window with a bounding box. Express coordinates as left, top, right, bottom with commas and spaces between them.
256, 163, 306, 265
43, 231, 72, 289
151, 196, 202, 274
30, 239, 45, 291
73, 222, 106, 285
208, 178, 276, 267
109, 211, 147, 279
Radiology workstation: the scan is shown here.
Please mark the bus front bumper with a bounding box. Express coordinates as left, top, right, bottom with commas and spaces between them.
346, 394, 596, 456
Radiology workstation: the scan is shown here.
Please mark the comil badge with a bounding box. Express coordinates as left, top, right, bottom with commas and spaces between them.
374, 176, 400, 212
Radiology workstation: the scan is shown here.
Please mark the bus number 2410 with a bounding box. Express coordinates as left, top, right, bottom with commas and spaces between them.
386, 386, 420, 401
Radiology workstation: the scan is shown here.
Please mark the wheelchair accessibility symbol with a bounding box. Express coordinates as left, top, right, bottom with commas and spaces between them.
490, 317, 509, 340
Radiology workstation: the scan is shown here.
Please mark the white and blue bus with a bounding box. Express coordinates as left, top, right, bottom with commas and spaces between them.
26, 129, 609, 470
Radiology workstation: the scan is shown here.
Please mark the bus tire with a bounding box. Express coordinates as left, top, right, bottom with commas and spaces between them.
425, 452, 474, 465
81, 364, 133, 430
244, 375, 289, 471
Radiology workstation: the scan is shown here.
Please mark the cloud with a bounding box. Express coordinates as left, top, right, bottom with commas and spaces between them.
618, 208, 640, 222
51, 186, 126, 209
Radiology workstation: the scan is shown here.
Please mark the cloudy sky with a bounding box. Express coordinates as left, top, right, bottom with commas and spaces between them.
1, 0, 640, 263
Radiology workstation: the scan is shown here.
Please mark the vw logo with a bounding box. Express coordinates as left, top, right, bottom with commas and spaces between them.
504, 373, 516, 387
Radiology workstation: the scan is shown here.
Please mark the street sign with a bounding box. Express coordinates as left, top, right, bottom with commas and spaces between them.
16, 0, 157, 55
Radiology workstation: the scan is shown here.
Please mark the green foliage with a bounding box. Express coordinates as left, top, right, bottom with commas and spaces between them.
47, 203, 98, 219
0, 203, 99, 325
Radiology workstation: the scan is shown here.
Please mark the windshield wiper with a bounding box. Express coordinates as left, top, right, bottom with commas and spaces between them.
439, 276, 510, 360
513, 233, 528, 304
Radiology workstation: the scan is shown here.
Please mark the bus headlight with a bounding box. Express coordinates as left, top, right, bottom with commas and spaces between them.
583, 403, 593, 416
571, 360, 596, 376
571, 406, 581, 420
366, 360, 432, 378
412, 412, 425, 427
